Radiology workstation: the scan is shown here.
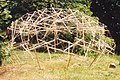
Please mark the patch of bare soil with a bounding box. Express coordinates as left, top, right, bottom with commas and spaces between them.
0, 67, 7, 80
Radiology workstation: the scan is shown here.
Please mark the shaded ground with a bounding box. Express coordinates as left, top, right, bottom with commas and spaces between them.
0, 50, 120, 80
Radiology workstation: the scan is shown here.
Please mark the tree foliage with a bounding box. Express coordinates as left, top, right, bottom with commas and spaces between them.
0, 0, 92, 64
0, 0, 92, 30
90, 0, 120, 54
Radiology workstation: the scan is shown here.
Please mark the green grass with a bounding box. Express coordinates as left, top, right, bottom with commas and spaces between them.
0, 50, 120, 80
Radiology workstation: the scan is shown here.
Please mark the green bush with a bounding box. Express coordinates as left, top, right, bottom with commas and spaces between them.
0, 29, 10, 66
0, 41, 11, 66
0, 0, 92, 30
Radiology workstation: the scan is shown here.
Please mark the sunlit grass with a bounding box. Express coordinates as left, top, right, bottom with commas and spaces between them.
0, 50, 120, 80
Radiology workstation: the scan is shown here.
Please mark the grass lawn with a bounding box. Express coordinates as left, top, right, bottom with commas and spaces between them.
0, 50, 120, 80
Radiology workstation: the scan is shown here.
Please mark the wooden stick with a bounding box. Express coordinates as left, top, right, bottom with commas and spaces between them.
54, 31, 57, 52
22, 45, 34, 60
66, 54, 72, 69
11, 22, 14, 48
47, 44, 51, 60
34, 51, 41, 70
89, 48, 106, 68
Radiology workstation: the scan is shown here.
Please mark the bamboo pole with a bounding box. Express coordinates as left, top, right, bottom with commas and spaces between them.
22, 45, 34, 60
66, 53, 72, 69
54, 31, 57, 52
47, 44, 51, 60
34, 51, 41, 70
7, 8, 114, 69
11, 22, 14, 48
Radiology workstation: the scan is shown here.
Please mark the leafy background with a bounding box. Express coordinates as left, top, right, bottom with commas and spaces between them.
0, 0, 93, 63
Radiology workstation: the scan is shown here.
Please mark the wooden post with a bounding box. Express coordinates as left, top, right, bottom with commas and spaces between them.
66, 53, 72, 69
54, 31, 57, 52
22, 44, 34, 60
34, 51, 41, 70
11, 22, 14, 48
83, 30, 86, 53
47, 44, 51, 60
68, 42, 70, 56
